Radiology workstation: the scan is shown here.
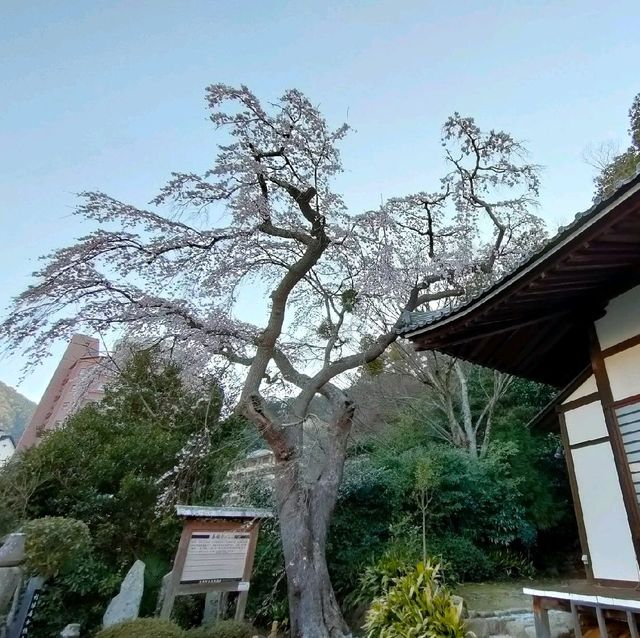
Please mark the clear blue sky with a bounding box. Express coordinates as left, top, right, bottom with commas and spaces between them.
1, 0, 639, 402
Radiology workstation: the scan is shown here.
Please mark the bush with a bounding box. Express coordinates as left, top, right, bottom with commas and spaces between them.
427, 535, 493, 583
26, 542, 119, 638
96, 618, 185, 638
186, 620, 255, 638
489, 549, 535, 580
364, 562, 466, 638
23, 517, 92, 578
345, 547, 414, 610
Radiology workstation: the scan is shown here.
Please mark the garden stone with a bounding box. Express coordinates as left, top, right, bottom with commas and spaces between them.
60, 624, 81, 637
452, 595, 468, 619
0, 535, 25, 568
102, 560, 145, 628
154, 572, 172, 616
465, 617, 508, 637
203, 591, 221, 623
0, 567, 22, 615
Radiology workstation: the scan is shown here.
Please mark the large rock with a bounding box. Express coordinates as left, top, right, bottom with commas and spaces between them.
0, 567, 22, 615
102, 560, 145, 628
0, 534, 25, 568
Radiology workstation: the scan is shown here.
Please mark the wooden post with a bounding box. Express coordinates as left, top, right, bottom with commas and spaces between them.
595, 606, 607, 638
533, 597, 551, 638
234, 520, 261, 622
570, 602, 583, 638
627, 611, 639, 638
160, 520, 193, 619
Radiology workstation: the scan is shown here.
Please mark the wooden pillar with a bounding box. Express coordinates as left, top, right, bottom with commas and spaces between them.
234, 520, 260, 622
595, 606, 608, 638
571, 602, 583, 638
533, 597, 551, 638
628, 611, 639, 638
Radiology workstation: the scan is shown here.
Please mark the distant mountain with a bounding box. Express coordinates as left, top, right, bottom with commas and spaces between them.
0, 381, 36, 442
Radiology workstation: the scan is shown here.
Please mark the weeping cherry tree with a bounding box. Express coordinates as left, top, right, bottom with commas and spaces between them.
1, 85, 545, 637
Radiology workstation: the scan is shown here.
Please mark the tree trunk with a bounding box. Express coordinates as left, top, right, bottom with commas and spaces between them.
275, 474, 351, 638
272, 410, 353, 638
455, 361, 478, 459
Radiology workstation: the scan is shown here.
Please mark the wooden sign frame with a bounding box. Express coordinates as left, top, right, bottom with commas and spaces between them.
160, 506, 272, 622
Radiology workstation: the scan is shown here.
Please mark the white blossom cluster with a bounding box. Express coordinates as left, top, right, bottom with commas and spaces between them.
1, 84, 547, 446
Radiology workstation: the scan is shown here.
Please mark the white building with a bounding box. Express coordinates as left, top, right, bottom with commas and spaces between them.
400, 169, 640, 636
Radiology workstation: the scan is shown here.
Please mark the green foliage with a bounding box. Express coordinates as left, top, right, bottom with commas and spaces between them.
345, 547, 414, 610
248, 518, 288, 624
96, 618, 186, 638
328, 457, 401, 598
488, 549, 535, 580
0, 379, 35, 441
593, 91, 640, 198
186, 620, 255, 638
364, 562, 466, 638
426, 535, 493, 583
0, 349, 250, 637
341, 288, 358, 312
2, 350, 246, 562
23, 517, 92, 578
335, 370, 575, 609
28, 543, 119, 637
22, 516, 119, 636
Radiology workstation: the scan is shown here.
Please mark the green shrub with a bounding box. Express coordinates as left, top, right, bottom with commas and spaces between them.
186, 620, 255, 638
364, 561, 467, 638
23, 517, 92, 578
489, 549, 535, 580
427, 535, 493, 583
27, 547, 119, 637
96, 618, 185, 638
345, 547, 414, 610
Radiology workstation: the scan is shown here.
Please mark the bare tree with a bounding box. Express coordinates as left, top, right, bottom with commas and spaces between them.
1, 86, 544, 637
383, 346, 514, 458
588, 92, 640, 199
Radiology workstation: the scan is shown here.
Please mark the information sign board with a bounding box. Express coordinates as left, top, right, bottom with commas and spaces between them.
160, 506, 272, 623
181, 531, 251, 584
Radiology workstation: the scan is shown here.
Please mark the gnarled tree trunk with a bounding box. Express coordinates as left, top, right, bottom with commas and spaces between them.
271, 406, 354, 638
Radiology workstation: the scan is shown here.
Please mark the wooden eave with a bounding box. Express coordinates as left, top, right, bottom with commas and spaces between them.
402, 174, 640, 387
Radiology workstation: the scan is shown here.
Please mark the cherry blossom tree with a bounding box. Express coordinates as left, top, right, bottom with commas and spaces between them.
1, 85, 545, 637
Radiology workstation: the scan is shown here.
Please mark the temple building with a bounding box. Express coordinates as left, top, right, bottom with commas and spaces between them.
17, 334, 108, 450
399, 169, 640, 636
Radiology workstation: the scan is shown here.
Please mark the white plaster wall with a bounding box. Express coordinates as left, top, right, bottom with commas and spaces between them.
565, 401, 608, 446
564, 375, 598, 403
605, 343, 640, 402
571, 441, 639, 581
596, 285, 640, 351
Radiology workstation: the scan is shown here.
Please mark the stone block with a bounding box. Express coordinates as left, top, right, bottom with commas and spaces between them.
0, 534, 25, 568
102, 560, 145, 628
